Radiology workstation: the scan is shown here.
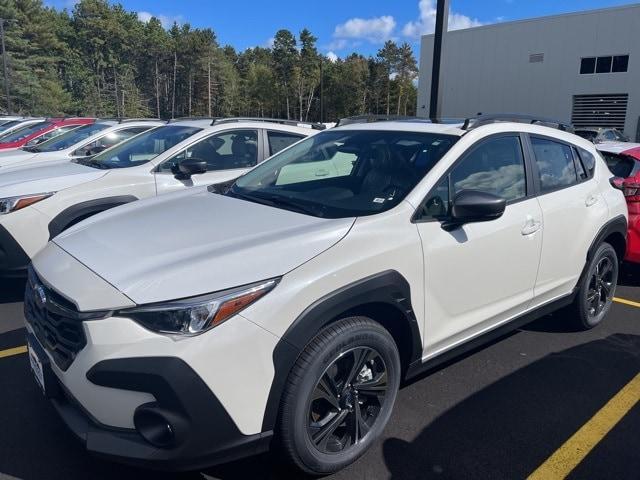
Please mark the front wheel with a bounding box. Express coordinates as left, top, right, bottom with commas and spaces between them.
571, 241, 619, 329
278, 317, 401, 475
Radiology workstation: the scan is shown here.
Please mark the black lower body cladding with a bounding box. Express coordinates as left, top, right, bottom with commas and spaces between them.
49, 356, 272, 471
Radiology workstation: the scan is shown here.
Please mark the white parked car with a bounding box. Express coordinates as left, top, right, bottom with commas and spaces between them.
0, 119, 164, 170
0, 118, 318, 277
25, 115, 627, 474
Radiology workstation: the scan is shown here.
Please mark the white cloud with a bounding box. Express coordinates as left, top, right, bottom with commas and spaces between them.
333, 15, 396, 44
402, 0, 483, 39
326, 51, 338, 63
137, 11, 183, 29
264, 37, 275, 48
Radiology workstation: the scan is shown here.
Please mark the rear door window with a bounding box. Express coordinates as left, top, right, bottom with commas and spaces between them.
267, 131, 305, 156
531, 137, 578, 193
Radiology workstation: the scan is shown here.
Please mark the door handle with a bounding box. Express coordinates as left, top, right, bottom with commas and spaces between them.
585, 195, 599, 207
315, 169, 329, 177
521, 218, 542, 235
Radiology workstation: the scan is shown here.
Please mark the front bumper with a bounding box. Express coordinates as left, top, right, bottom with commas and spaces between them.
25, 255, 282, 470
46, 353, 273, 471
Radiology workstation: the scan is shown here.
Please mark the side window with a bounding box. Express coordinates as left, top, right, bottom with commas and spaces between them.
422, 177, 450, 219
420, 136, 526, 220
267, 131, 304, 156
602, 130, 616, 141
531, 137, 578, 193
161, 129, 258, 173
72, 127, 149, 157
576, 147, 596, 179
450, 136, 527, 202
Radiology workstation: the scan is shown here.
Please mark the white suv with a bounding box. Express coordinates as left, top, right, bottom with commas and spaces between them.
25, 115, 627, 474
0, 119, 164, 170
0, 118, 317, 277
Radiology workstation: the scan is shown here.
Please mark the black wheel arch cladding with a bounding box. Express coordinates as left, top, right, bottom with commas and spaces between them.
261, 269, 422, 432
48, 195, 138, 239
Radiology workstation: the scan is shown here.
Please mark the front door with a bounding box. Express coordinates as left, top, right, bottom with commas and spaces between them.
414, 134, 543, 357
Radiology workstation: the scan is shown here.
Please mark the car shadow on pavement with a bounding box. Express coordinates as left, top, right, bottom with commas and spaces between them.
0, 278, 25, 304
381, 333, 640, 480
619, 263, 640, 287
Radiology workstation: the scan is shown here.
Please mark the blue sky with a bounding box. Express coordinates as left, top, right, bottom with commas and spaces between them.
46, 0, 637, 58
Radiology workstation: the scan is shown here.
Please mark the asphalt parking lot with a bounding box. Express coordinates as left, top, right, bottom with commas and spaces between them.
1, 268, 639, 480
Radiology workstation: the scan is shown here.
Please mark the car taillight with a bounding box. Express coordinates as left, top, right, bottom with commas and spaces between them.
623, 178, 640, 201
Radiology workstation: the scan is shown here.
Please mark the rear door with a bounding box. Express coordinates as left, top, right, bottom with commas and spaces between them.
526, 135, 609, 306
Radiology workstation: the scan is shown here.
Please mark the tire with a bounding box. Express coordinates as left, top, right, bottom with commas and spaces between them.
571, 241, 619, 330
278, 316, 401, 475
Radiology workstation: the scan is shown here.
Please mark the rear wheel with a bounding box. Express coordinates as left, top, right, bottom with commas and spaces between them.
571, 242, 618, 329
278, 317, 400, 475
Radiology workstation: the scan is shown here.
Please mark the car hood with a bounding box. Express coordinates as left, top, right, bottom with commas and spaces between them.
0, 148, 35, 163
0, 150, 64, 168
0, 161, 108, 197
54, 187, 355, 305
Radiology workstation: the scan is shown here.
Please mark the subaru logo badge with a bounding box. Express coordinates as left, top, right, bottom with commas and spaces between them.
34, 284, 47, 308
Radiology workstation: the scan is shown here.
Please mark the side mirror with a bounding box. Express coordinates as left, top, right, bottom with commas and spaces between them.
442, 190, 506, 231
175, 158, 208, 179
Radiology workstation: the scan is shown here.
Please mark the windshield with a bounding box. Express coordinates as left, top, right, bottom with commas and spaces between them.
82, 125, 202, 169
230, 129, 458, 218
30, 123, 111, 152
0, 121, 51, 143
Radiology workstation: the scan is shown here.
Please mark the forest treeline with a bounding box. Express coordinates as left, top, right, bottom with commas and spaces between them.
0, 0, 419, 121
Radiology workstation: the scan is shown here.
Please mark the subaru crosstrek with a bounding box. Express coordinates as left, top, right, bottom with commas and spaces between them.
25, 115, 627, 474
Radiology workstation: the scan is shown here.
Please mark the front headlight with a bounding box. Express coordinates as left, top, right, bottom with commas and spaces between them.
0, 192, 55, 215
117, 278, 279, 335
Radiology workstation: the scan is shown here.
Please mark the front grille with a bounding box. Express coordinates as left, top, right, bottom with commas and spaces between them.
24, 268, 106, 371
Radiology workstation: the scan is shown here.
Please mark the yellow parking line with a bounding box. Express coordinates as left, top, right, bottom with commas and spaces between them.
0, 345, 27, 359
527, 372, 640, 480
613, 297, 640, 309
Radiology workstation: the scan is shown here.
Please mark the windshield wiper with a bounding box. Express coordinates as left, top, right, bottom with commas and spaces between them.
22, 146, 41, 153
229, 190, 322, 217
75, 158, 109, 170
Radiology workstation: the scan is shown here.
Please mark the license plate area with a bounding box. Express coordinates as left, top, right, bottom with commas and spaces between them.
28, 340, 46, 393
27, 334, 60, 398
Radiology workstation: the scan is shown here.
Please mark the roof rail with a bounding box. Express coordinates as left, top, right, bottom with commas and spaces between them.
336, 114, 416, 127
96, 117, 162, 123
212, 117, 326, 130
119, 118, 162, 123
462, 113, 574, 132
168, 116, 218, 123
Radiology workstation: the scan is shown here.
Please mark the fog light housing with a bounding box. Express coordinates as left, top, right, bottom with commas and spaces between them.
134, 402, 185, 448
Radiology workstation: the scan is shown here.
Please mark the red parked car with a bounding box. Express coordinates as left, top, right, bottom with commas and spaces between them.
0, 117, 94, 150
598, 142, 640, 263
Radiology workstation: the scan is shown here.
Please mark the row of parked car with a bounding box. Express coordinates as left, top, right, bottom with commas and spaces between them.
0, 113, 635, 475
